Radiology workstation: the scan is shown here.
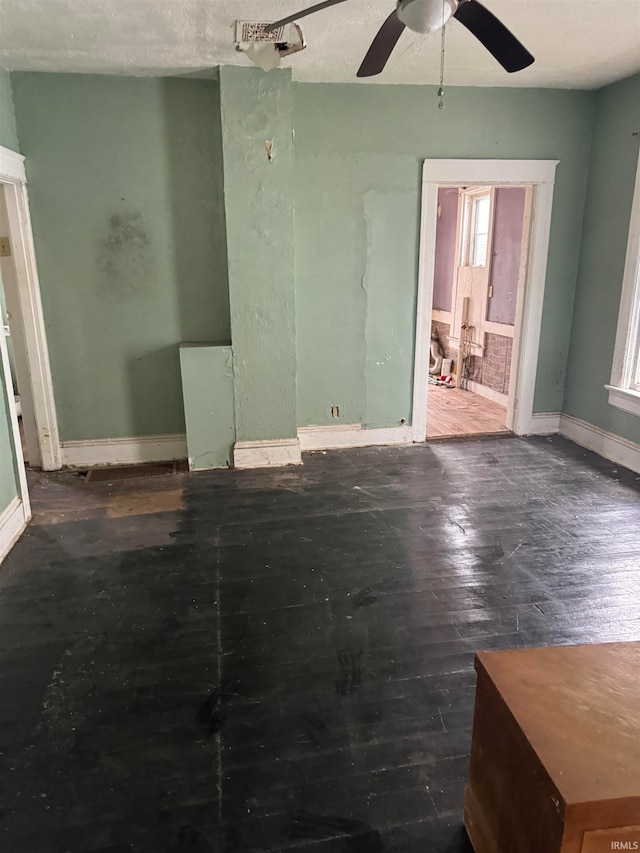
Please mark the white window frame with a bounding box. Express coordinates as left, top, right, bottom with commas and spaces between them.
460, 187, 492, 268
605, 149, 640, 417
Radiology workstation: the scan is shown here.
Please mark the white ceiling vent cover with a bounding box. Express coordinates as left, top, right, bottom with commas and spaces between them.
235, 22, 286, 43
236, 21, 306, 72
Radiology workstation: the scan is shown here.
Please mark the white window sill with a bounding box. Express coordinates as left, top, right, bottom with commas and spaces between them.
605, 384, 640, 416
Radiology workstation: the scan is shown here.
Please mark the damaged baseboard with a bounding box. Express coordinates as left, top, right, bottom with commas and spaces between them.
559, 414, 640, 474
298, 423, 413, 451
60, 434, 188, 468
234, 438, 302, 469
0, 497, 28, 564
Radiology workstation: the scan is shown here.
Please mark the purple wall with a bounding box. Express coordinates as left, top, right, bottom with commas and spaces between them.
487, 187, 526, 325
432, 188, 458, 312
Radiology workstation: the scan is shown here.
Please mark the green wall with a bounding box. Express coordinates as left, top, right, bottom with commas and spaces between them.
293, 83, 595, 427
11, 73, 229, 441
219, 68, 298, 441
0, 70, 18, 152
6, 69, 637, 455
564, 74, 640, 443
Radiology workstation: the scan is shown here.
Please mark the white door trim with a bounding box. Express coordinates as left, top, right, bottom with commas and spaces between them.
412, 159, 558, 442
0, 497, 29, 565
0, 144, 61, 470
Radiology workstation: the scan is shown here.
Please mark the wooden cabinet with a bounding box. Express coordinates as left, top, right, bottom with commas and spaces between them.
464, 643, 640, 853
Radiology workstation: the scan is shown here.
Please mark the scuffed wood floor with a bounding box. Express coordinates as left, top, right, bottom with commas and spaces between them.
427, 386, 510, 439
1, 439, 639, 852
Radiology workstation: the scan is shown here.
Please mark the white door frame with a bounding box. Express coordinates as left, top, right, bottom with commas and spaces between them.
412, 159, 558, 442
0, 145, 61, 470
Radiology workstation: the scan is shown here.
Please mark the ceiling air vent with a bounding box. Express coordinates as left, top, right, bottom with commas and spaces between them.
235, 21, 286, 43
235, 21, 306, 71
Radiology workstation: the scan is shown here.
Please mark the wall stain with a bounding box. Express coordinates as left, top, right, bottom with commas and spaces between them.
98, 211, 154, 295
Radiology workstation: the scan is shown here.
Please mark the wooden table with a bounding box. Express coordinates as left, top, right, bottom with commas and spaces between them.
464, 642, 640, 853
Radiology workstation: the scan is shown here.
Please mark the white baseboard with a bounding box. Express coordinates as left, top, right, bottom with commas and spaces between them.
466, 381, 508, 407
298, 423, 413, 451
0, 496, 28, 564
559, 414, 640, 474
234, 438, 302, 469
527, 412, 562, 435
60, 434, 187, 468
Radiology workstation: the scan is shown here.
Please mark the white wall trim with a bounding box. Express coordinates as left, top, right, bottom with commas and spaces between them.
234, 437, 302, 469
527, 412, 562, 435
0, 497, 28, 565
298, 423, 412, 451
465, 381, 508, 407
0, 146, 61, 470
0, 146, 26, 183
559, 413, 640, 474
60, 434, 187, 468
421, 159, 558, 185
431, 309, 452, 324
413, 159, 558, 443
484, 321, 515, 339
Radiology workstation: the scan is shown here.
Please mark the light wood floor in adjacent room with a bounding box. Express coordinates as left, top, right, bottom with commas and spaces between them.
427, 385, 510, 439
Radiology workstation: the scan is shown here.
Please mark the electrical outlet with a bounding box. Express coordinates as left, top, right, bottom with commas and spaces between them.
0, 237, 11, 257
331, 405, 340, 418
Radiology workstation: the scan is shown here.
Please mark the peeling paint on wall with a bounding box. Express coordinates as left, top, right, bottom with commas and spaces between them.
220, 67, 297, 443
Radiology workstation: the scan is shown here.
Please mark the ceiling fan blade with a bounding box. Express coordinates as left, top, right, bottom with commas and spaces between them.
266, 0, 352, 32
357, 11, 406, 78
453, 0, 534, 73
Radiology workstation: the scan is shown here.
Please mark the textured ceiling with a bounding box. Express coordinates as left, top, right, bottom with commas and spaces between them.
0, 0, 639, 88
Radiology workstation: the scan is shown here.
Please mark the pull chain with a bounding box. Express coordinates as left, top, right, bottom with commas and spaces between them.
438, 0, 446, 109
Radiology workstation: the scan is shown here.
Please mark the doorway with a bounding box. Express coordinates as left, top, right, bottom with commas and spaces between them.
412, 159, 558, 443
427, 184, 532, 439
0, 146, 60, 474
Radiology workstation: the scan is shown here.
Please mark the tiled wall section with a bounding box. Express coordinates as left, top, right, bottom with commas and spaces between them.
482, 333, 513, 394
431, 320, 512, 393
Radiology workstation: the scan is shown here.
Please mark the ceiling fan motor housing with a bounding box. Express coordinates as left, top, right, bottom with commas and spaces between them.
397, 0, 458, 33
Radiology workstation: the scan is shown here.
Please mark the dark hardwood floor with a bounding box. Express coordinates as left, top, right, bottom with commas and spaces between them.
0, 436, 639, 852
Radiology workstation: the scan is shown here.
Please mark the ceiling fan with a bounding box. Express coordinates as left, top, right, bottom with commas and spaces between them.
266, 0, 534, 77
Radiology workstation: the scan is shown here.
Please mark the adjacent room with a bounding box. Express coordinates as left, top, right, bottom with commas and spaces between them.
426, 184, 528, 439
0, 1, 639, 851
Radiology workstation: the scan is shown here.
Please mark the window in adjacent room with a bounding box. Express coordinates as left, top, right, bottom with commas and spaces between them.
460, 189, 492, 268
606, 150, 640, 416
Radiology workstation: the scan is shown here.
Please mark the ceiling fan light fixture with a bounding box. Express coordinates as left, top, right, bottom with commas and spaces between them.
396, 0, 457, 33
